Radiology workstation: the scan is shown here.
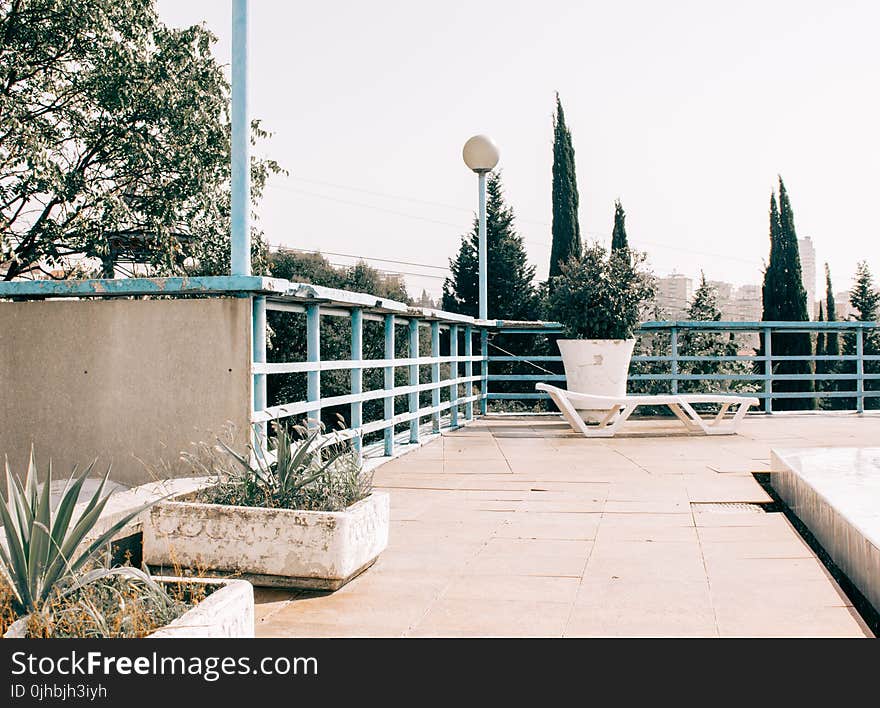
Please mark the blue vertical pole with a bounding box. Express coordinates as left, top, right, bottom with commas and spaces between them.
449, 324, 459, 428
409, 319, 420, 443
431, 321, 441, 433
464, 325, 474, 420
384, 315, 395, 456
231, 0, 250, 277
306, 304, 321, 429
856, 327, 865, 414
670, 327, 679, 395
480, 328, 488, 415
350, 308, 363, 457
252, 295, 267, 446
764, 326, 773, 414
478, 171, 488, 321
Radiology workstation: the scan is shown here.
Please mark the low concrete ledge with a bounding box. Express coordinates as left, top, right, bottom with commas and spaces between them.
770, 448, 880, 614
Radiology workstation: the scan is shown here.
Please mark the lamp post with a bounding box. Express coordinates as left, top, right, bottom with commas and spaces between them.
462, 135, 499, 321
463, 135, 499, 416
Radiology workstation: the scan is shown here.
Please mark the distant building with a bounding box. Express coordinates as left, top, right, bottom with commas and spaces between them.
414, 289, 437, 308
656, 272, 693, 318
835, 290, 856, 320
798, 236, 817, 320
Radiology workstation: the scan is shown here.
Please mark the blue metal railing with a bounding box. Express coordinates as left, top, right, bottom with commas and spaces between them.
489, 320, 880, 414
4, 277, 877, 460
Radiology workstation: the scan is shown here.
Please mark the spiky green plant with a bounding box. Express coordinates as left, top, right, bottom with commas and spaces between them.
0, 448, 160, 614
201, 423, 372, 512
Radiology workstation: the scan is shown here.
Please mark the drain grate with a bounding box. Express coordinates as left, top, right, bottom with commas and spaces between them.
690, 502, 769, 514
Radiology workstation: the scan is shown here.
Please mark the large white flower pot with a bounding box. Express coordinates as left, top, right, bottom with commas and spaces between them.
142, 492, 390, 591
557, 338, 636, 423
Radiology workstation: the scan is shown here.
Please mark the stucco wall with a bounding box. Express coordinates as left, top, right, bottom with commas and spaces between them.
0, 297, 252, 487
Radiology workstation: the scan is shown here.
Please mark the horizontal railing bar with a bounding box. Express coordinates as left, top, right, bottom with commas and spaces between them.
254, 355, 486, 375
253, 375, 482, 422
489, 374, 566, 382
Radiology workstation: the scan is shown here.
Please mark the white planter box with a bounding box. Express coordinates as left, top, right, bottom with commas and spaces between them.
4, 577, 254, 638
557, 338, 636, 422
142, 492, 390, 590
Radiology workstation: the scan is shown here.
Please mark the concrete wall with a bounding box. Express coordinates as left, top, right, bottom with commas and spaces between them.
0, 297, 252, 487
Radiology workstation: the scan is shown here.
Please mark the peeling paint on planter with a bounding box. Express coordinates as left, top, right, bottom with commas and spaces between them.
4, 577, 254, 638
142, 492, 390, 590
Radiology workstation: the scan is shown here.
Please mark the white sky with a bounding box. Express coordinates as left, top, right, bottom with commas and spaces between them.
158, 0, 880, 300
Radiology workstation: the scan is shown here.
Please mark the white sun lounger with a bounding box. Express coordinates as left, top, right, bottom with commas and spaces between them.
535, 383, 759, 438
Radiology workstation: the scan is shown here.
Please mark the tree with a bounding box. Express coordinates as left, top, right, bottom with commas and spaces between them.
611, 199, 629, 254
679, 272, 750, 393
850, 261, 879, 322
0, 0, 280, 280
548, 93, 580, 286
818, 264, 843, 408
759, 178, 814, 410
442, 171, 538, 321
843, 261, 880, 409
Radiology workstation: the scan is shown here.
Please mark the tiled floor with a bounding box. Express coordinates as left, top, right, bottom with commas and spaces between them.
256, 414, 879, 637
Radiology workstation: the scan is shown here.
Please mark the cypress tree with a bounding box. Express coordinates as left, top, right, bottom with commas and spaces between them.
611, 200, 629, 254
760, 177, 814, 410
549, 93, 581, 285
825, 264, 839, 358
815, 301, 826, 374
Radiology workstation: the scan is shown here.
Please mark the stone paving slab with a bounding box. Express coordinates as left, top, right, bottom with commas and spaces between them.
256, 415, 879, 638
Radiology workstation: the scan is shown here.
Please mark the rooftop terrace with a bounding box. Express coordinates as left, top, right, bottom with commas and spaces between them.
254, 414, 878, 638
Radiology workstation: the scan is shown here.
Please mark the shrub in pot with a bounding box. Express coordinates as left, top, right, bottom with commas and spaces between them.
143, 424, 389, 591
0, 449, 253, 638
546, 242, 655, 421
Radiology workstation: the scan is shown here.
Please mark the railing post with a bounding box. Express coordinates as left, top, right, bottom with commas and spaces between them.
856, 327, 865, 414
431, 321, 441, 434
465, 325, 474, 420
409, 319, 420, 444
251, 295, 267, 446
764, 326, 773, 414
670, 326, 679, 395
306, 303, 321, 429
480, 328, 488, 415
449, 324, 460, 428
350, 308, 363, 457
384, 314, 395, 456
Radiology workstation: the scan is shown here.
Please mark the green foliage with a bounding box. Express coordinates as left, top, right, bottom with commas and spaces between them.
549, 93, 581, 285
266, 250, 411, 429
0, 0, 281, 279
0, 448, 158, 614
841, 261, 880, 409
611, 200, 629, 255
442, 171, 538, 320
547, 242, 655, 340
196, 424, 372, 512
759, 178, 814, 410
679, 272, 754, 394
850, 261, 879, 322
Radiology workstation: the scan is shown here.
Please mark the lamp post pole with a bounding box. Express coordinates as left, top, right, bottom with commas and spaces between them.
477, 170, 488, 320
462, 135, 499, 417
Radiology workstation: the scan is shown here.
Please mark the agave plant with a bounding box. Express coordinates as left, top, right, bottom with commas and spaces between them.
0, 448, 160, 614
215, 423, 371, 511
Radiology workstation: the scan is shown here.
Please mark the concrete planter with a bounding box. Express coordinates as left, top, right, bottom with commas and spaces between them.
142, 492, 390, 590
557, 338, 636, 422
4, 577, 254, 638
